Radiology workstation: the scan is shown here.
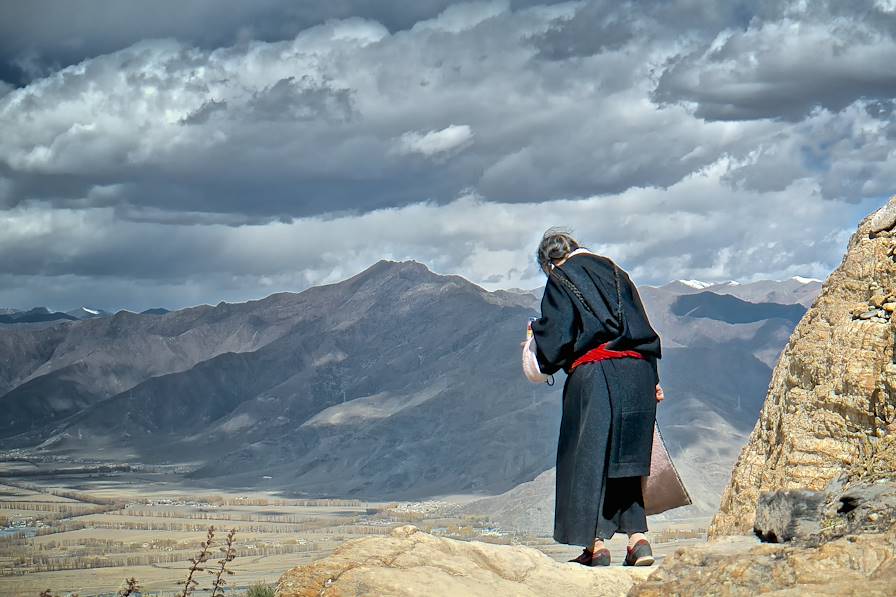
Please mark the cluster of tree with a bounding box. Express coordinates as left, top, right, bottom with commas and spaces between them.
74, 519, 321, 533
34, 526, 282, 597
3, 481, 118, 506
7, 540, 315, 575
652, 527, 708, 543
118, 507, 357, 525
197, 495, 364, 507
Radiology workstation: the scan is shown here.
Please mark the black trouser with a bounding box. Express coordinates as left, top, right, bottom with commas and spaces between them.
593, 475, 647, 540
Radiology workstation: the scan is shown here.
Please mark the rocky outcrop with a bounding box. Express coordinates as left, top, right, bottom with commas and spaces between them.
634, 467, 896, 596
632, 517, 896, 596
275, 525, 654, 597
708, 195, 896, 538
751, 489, 826, 543
633, 420, 896, 595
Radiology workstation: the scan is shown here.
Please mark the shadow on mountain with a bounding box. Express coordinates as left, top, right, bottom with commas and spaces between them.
671, 292, 806, 324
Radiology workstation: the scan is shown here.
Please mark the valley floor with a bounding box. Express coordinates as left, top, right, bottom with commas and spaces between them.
0, 466, 711, 596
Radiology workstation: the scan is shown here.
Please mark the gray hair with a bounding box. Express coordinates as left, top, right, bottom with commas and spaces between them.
536, 227, 582, 275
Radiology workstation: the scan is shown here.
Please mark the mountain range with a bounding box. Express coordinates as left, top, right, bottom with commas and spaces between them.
0, 306, 168, 324
653, 277, 822, 307
0, 260, 820, 520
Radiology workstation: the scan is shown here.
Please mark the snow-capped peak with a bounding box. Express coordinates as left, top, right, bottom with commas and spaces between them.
791, 276, 821, 284
81, 307, 100, 315
724, 280, 741, 286
678, 279, 712, 289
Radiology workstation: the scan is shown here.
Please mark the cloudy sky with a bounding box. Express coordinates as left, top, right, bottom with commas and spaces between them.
1, 0, 893, 311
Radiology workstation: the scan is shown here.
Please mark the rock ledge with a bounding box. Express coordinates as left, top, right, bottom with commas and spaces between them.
275, 525, 654, 597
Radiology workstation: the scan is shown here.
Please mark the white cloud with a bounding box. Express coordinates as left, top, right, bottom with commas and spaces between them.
395, 124, 474, 158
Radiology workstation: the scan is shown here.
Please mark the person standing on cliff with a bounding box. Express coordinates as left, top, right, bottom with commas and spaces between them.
528, 227, 664, 566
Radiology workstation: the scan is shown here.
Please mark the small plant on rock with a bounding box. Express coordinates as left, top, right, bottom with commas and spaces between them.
246, 582, 277, 597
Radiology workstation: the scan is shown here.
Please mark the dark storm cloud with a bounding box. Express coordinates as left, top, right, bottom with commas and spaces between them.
532, 1, 640, 60
531, 0, 762, 60
0, 6, 773, 221
653, 18, 896, 122
0, 0, 561, 86
2, 1, 894, 220
536, 1, 896, 122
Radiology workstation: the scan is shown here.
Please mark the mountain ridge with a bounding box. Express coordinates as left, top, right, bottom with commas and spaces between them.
0, 258, 816, 511
2, 264, 821, 323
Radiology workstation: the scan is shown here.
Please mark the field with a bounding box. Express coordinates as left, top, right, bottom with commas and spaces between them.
0, 468, 709, 596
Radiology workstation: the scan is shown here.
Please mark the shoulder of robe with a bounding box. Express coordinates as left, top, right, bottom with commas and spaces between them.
566, 252, 615, 277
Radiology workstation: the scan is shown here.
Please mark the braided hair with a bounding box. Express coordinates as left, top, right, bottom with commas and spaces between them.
536, 227, 581, 276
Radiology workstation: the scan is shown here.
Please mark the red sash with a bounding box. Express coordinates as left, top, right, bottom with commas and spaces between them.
569, 342, 644, 371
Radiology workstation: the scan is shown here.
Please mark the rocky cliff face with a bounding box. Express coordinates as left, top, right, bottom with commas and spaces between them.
709, 195, 896, 537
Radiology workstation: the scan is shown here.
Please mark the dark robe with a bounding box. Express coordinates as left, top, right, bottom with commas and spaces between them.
530, 252, 662, 546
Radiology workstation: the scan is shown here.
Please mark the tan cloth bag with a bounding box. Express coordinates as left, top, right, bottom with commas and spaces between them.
521, 336, 550, 383
642, 422, 692, 515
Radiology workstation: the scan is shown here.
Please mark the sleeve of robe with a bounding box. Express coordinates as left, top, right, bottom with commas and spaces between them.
623, 269, 661, 386
530, 275, 577, 375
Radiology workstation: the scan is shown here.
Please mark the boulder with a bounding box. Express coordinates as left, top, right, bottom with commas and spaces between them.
752, 466, 896, 545
870, 195, 896, 233
275, 525, 654, 597
752, 489, 825, 543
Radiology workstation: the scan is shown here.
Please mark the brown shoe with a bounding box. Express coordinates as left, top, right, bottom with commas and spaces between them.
623, 539, 654, 566
568, 547, 593, 566
568, 547, 611, 567
590, 547, 611, 566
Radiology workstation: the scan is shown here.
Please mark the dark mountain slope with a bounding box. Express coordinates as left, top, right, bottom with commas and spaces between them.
0, 363, 98, 437
27, 261, 560, 499
670, 292, 806, 324
0, 277, 375, 437
188, 314, 556, 498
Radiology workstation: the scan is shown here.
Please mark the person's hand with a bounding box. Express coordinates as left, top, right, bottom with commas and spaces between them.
655, 384, 665, 403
